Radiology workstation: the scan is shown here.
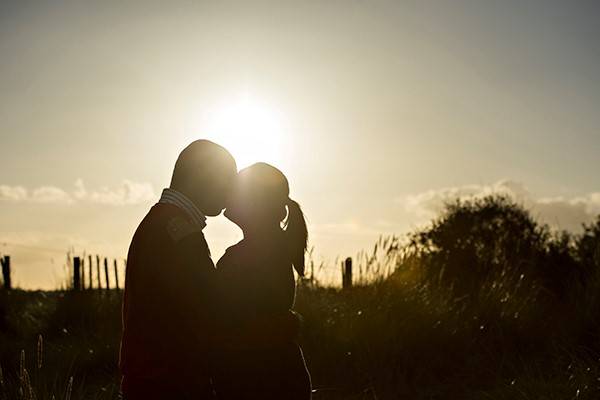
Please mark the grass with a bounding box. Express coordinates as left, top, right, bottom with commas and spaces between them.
1, 195, 600, 399
0, 284, 599, 399
0, 290, 122, 399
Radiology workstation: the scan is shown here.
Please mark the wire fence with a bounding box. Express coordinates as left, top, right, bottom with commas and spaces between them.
0, 235, 403, 291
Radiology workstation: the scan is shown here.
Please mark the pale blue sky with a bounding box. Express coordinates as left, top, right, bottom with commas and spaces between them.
1, 0, 599, 288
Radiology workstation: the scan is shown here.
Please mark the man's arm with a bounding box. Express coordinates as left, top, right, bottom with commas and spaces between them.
161, 218, 217, 344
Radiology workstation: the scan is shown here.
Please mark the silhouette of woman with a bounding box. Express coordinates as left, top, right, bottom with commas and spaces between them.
213, 162, 311, 400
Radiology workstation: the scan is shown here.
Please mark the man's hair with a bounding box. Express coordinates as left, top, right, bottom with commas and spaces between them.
170, 140, 235, 191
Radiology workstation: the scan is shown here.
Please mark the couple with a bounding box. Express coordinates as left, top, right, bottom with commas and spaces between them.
119, 140, 311, 399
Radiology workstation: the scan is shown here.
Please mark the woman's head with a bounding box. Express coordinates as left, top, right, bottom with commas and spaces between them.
225, 162, 308, 275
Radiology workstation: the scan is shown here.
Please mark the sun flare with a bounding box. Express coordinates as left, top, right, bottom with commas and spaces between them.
200, 95, 287, 169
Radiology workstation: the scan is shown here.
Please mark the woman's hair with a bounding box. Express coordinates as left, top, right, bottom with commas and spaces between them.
283, 198, 308, 276
237, 163, 308, 276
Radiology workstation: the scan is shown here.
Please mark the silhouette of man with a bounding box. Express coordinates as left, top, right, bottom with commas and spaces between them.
119, 140, 237, 399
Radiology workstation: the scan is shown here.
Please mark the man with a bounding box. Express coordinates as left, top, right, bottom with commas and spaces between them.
120, 140, 237, 399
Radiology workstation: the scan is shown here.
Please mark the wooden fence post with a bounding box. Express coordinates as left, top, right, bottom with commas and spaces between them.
342, 257, 353, 289
96, 255, 101, 289
113, 259, 119, 290
1, 256, 11, 290
104, 257, 110, 290
81, 257, 85, 289
88, 255, 93, 290
73, 257, 81, 290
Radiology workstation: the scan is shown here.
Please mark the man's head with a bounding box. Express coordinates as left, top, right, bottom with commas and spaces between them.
170, 140, 237, 217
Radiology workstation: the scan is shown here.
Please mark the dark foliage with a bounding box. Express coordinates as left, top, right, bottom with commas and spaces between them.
407, 196, 590, 299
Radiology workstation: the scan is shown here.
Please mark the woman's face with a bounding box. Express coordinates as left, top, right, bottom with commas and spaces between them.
223, 181, 248, 228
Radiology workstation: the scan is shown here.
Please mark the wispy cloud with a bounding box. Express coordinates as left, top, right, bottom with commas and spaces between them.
0, 179, 156, 206
31, 186, 74, 204
0, 185, 28, 201
76, 179, 156, 206
397, 180, 600, 231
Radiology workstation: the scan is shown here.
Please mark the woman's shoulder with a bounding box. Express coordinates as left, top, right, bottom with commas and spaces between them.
217, 235, 290, 271
216, 240, 246, 269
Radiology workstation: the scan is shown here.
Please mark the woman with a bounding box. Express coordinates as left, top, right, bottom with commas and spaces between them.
213, 162, 312, 400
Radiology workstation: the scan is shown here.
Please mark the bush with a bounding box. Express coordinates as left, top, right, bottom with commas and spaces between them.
406, 196, 588, 300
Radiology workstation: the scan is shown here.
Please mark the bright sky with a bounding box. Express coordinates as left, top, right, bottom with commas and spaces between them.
1, 0, 600, 289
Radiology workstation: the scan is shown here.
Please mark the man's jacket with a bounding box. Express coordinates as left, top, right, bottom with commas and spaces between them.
119, 202, 215, 381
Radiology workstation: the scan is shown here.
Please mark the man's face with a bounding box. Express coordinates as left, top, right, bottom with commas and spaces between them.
200, 168, 238, 216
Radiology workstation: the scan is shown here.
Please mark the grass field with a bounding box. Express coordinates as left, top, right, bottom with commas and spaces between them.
2, 196, 600, 399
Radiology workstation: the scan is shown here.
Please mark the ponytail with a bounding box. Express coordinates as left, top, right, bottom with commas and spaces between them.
284, 198, 308, 276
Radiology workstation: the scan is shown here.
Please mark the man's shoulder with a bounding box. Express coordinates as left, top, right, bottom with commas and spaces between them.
165, 215, 204, 243
134, 203, 205, 245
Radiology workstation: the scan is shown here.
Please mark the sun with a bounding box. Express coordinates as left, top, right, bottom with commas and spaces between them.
199, 94, 287, 169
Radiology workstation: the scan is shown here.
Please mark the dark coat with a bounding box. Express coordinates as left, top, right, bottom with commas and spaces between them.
119, 203, 216, 397
213, 232, 312, 400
